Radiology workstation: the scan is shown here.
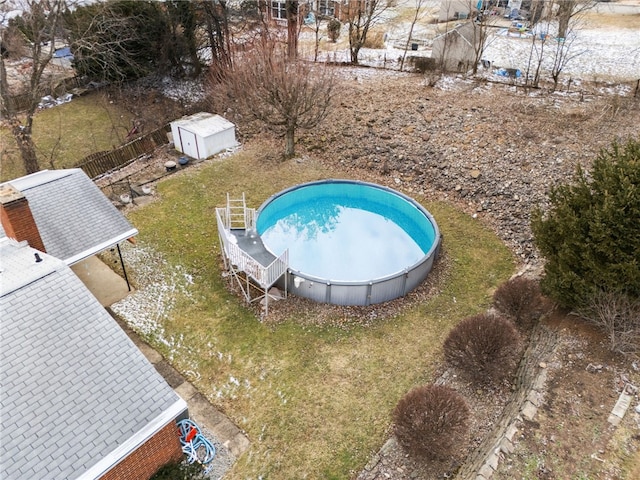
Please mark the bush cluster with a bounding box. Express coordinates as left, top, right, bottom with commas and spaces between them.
393, 385, 469, 460
327, 18, 341, 42
443, 314, 520, 385
493, 276, 544, 331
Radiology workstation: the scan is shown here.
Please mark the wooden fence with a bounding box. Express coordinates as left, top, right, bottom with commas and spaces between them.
6, 76, 87, 113
77, 125, 171, 179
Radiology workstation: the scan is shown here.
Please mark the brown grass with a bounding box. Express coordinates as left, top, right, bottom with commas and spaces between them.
126, 141, 515, 479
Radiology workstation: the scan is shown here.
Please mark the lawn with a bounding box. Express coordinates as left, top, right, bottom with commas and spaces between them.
0, 92, 132, 182
122, 144, 515, 479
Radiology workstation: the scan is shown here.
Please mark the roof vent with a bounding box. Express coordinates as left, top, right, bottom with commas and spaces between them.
35, 252, 43, 263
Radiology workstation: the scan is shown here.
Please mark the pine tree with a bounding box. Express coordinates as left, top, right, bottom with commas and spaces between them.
532, 139, 640, 308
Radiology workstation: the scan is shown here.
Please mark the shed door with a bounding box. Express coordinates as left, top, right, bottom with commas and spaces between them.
178, 127, 199, 159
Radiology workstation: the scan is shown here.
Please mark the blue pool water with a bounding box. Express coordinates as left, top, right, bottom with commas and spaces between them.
256, 181, 437, 282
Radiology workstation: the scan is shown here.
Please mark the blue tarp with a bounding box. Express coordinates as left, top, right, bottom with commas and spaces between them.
53, 46, 73, 59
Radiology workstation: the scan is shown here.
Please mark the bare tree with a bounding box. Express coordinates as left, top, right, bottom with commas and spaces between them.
309, 6, 323, 62
399, 0, 427, 72
431, 0, 494, 75
575, 290, 640, 356
200, 0, 232, 81
346, 0, 394, 65
555, 0, 594, 40
307, 3, 339, 62
523, 0, 552, 88
549, 31, 581, 90
66, 2, 163, 83
431, 0, 460, 72
0, 0, 67, 175
209, 40, 336, 158
469, 1, 498, 75
518, 0, 592, 89
165, 0, 202, 78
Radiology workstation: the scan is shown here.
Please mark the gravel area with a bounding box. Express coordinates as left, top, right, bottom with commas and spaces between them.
198, 424, 236, 480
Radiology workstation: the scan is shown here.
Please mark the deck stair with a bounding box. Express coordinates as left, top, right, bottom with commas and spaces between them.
216, 193, 288, 317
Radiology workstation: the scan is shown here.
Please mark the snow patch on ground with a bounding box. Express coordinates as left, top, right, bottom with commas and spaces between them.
159, 76, 207, 106
110, 242, 193, 343
483, 27, 640, 82
111, 242, 253, 401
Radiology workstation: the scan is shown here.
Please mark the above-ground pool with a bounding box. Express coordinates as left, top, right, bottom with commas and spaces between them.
255, 180, 441, 306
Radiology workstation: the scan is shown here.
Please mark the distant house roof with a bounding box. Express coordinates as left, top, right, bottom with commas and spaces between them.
0, 238, 187, 479
0, 169, 137, 265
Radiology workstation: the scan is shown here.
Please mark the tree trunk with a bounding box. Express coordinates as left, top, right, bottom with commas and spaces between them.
285, 126, 296, 158
400, 14, 418, 72
557, 15, 570, 40
182, 3, 202, 77
348, 23, 361, 64
556, 1, 574, 39
10, 120, 40, 174
286, 0, 298, 61
313, 20, 320, 62
203, 0, 232, 80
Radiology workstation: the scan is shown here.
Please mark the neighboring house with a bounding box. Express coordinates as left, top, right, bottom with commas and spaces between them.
262, 0, 341, 23
0, 169, 138, 265
316, 0, 338, 17
0, 169, 189, 479
439, 0, 479, 22
431, 21, 479, 72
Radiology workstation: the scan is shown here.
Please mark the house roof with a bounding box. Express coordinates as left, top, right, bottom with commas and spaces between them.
433, 21, 477, 48
171, 112, 235, 137
0, 238, 186, 480
0, 169, 137, 265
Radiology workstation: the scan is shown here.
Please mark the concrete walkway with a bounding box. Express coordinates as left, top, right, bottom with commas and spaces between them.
71, 255, 132, 307
111, 312, 250, 459
74, 255, 250, 458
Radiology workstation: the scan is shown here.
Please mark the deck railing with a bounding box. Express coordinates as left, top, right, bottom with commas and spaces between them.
215, 207, 287, 289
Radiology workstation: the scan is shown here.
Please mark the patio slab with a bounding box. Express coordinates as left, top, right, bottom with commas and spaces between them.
71, 255, 131, 307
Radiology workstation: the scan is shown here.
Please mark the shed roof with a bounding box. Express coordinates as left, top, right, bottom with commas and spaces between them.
171, 112, 235, 137
433, 21, 476, 48
0, 169, 137, 264
0, 238, 186, 480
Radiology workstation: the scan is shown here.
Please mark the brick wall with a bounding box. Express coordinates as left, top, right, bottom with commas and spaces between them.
0, 186, 46, 253
100, 422, 183, 480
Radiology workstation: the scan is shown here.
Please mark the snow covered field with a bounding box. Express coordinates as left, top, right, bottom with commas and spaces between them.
301, 1, 640, 84
484, 26, 640, 82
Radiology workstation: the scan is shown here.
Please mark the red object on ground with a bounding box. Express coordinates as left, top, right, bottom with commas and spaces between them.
185, 427, 197, 443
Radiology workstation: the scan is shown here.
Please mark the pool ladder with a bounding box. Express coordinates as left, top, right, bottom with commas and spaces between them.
225, 193, 256, 232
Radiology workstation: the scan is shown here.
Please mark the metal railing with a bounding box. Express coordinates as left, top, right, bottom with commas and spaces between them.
215, 206, 287, 290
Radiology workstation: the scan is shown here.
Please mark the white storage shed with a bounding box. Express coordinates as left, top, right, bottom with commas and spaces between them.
170, 112, 236, 160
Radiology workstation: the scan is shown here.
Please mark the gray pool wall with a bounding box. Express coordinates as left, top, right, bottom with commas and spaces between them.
257, 179, 442, 306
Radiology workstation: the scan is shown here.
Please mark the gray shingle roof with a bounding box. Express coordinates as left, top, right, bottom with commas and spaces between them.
0, 169, 137, 264
0, 238, 186, 480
